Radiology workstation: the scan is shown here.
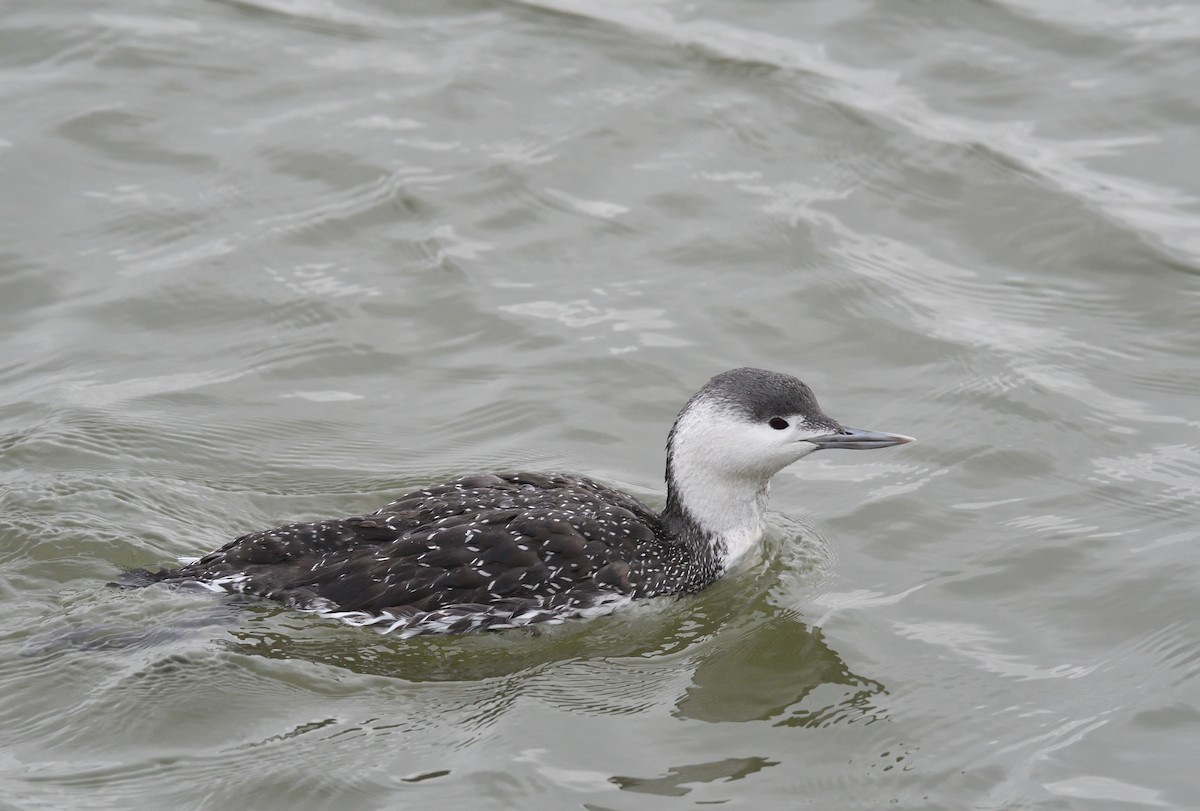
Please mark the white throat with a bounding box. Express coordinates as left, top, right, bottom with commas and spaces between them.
670, 459, 770, 570
666, 401, 783, 570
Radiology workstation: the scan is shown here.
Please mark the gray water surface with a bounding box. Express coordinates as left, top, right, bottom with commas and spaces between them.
2, 1, 1199, 809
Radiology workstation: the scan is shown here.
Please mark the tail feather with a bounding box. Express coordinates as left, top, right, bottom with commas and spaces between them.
108, 567, 182, 588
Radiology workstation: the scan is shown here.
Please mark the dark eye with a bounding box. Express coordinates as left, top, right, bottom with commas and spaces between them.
769, 417, 789, 430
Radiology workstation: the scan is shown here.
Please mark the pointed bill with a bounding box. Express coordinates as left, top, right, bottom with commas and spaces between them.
807, 426, 915, 450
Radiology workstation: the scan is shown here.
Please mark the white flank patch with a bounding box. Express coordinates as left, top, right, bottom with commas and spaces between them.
190, 574, 250, 594
313, 592, 635, 638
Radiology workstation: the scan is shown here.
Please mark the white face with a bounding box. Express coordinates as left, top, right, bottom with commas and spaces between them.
671, 400, 834, 481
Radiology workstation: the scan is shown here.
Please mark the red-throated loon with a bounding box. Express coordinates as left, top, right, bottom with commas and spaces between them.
130, 368, 913, 636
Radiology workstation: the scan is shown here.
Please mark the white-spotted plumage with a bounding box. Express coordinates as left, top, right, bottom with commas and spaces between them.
129, 368, 912, 635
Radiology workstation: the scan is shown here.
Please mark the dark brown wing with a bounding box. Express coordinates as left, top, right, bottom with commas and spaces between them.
154, 472, 679, 619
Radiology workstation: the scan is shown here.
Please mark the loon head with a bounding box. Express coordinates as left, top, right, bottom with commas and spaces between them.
663, 367, 913, 567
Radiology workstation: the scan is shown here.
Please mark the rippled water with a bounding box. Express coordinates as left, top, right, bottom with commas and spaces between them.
3, 0, 1199, 808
